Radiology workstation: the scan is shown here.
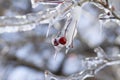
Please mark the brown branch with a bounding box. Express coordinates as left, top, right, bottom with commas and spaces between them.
92, 0, 120, 20
77, 0, 120, 20
99, 17, 116, 20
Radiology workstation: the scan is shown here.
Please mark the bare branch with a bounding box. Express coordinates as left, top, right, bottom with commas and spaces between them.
91, 0, 120, 20
44, 47, 120, 80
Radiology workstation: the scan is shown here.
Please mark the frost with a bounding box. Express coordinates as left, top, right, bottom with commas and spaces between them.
45, 47, 120, 80
0, 0, 120, 80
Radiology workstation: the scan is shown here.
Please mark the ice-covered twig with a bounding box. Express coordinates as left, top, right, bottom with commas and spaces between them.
45, 47, 120, 80
92, 0, 120, 20
0, 0, 119, 33
0, 1, 73, 33
45, 70, 94, 80
0, 11, 52, 33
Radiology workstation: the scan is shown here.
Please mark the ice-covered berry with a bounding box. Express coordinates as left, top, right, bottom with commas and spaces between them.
58, 37, 67, 45
53, 39, 59, 46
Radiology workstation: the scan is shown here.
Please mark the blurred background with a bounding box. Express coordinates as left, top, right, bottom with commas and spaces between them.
0, 0, 120, 80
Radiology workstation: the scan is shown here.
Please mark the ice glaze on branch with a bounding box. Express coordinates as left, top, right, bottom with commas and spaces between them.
91, 0, 120, 20
0, 1, 73, 33
45, 47, 120, 80
0, 0, 119, 33
0, 11, 51, 33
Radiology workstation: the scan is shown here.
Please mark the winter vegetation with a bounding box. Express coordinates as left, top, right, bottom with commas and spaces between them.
0, 0, 120, 80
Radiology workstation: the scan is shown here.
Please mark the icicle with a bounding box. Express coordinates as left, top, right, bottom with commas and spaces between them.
65, 19, 77, 54
64, 6, 81, 53
46, 22, 52, 37
54, 47, 60, 60
65, 47, 70, 54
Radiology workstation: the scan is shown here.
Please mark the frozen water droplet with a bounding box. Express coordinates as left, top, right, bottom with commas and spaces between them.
54, 45, 63, 59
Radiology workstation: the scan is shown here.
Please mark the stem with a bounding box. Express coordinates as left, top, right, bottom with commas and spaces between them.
92, 0, 120, 20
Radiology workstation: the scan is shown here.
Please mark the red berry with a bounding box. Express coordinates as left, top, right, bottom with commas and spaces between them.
59, 37, 67, 45
53, 39, 59, 46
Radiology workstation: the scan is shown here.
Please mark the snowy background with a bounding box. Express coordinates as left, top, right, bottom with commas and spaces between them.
0, 0, 120, 80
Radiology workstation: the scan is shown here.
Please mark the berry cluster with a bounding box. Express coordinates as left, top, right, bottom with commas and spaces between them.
53, 37, 67, 46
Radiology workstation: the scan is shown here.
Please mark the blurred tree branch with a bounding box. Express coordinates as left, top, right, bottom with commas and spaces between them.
0, 0, 119, 33
3, 53, 45, 71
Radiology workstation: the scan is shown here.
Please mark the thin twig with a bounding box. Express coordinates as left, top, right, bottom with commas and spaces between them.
91, 0, 120, 20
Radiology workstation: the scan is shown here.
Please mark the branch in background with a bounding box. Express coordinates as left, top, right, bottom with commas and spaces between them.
92, 0, 120, 20
45, 47, 120, 80
99, 17, 116, 20
0, 1, 73, 33
0, 0, 119, 34
0, 11, 53, 33
1, 53, 45, 72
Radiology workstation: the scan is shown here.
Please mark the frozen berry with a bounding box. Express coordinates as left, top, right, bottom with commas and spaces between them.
59, 37, 67, 45
53, 39, 59, 46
